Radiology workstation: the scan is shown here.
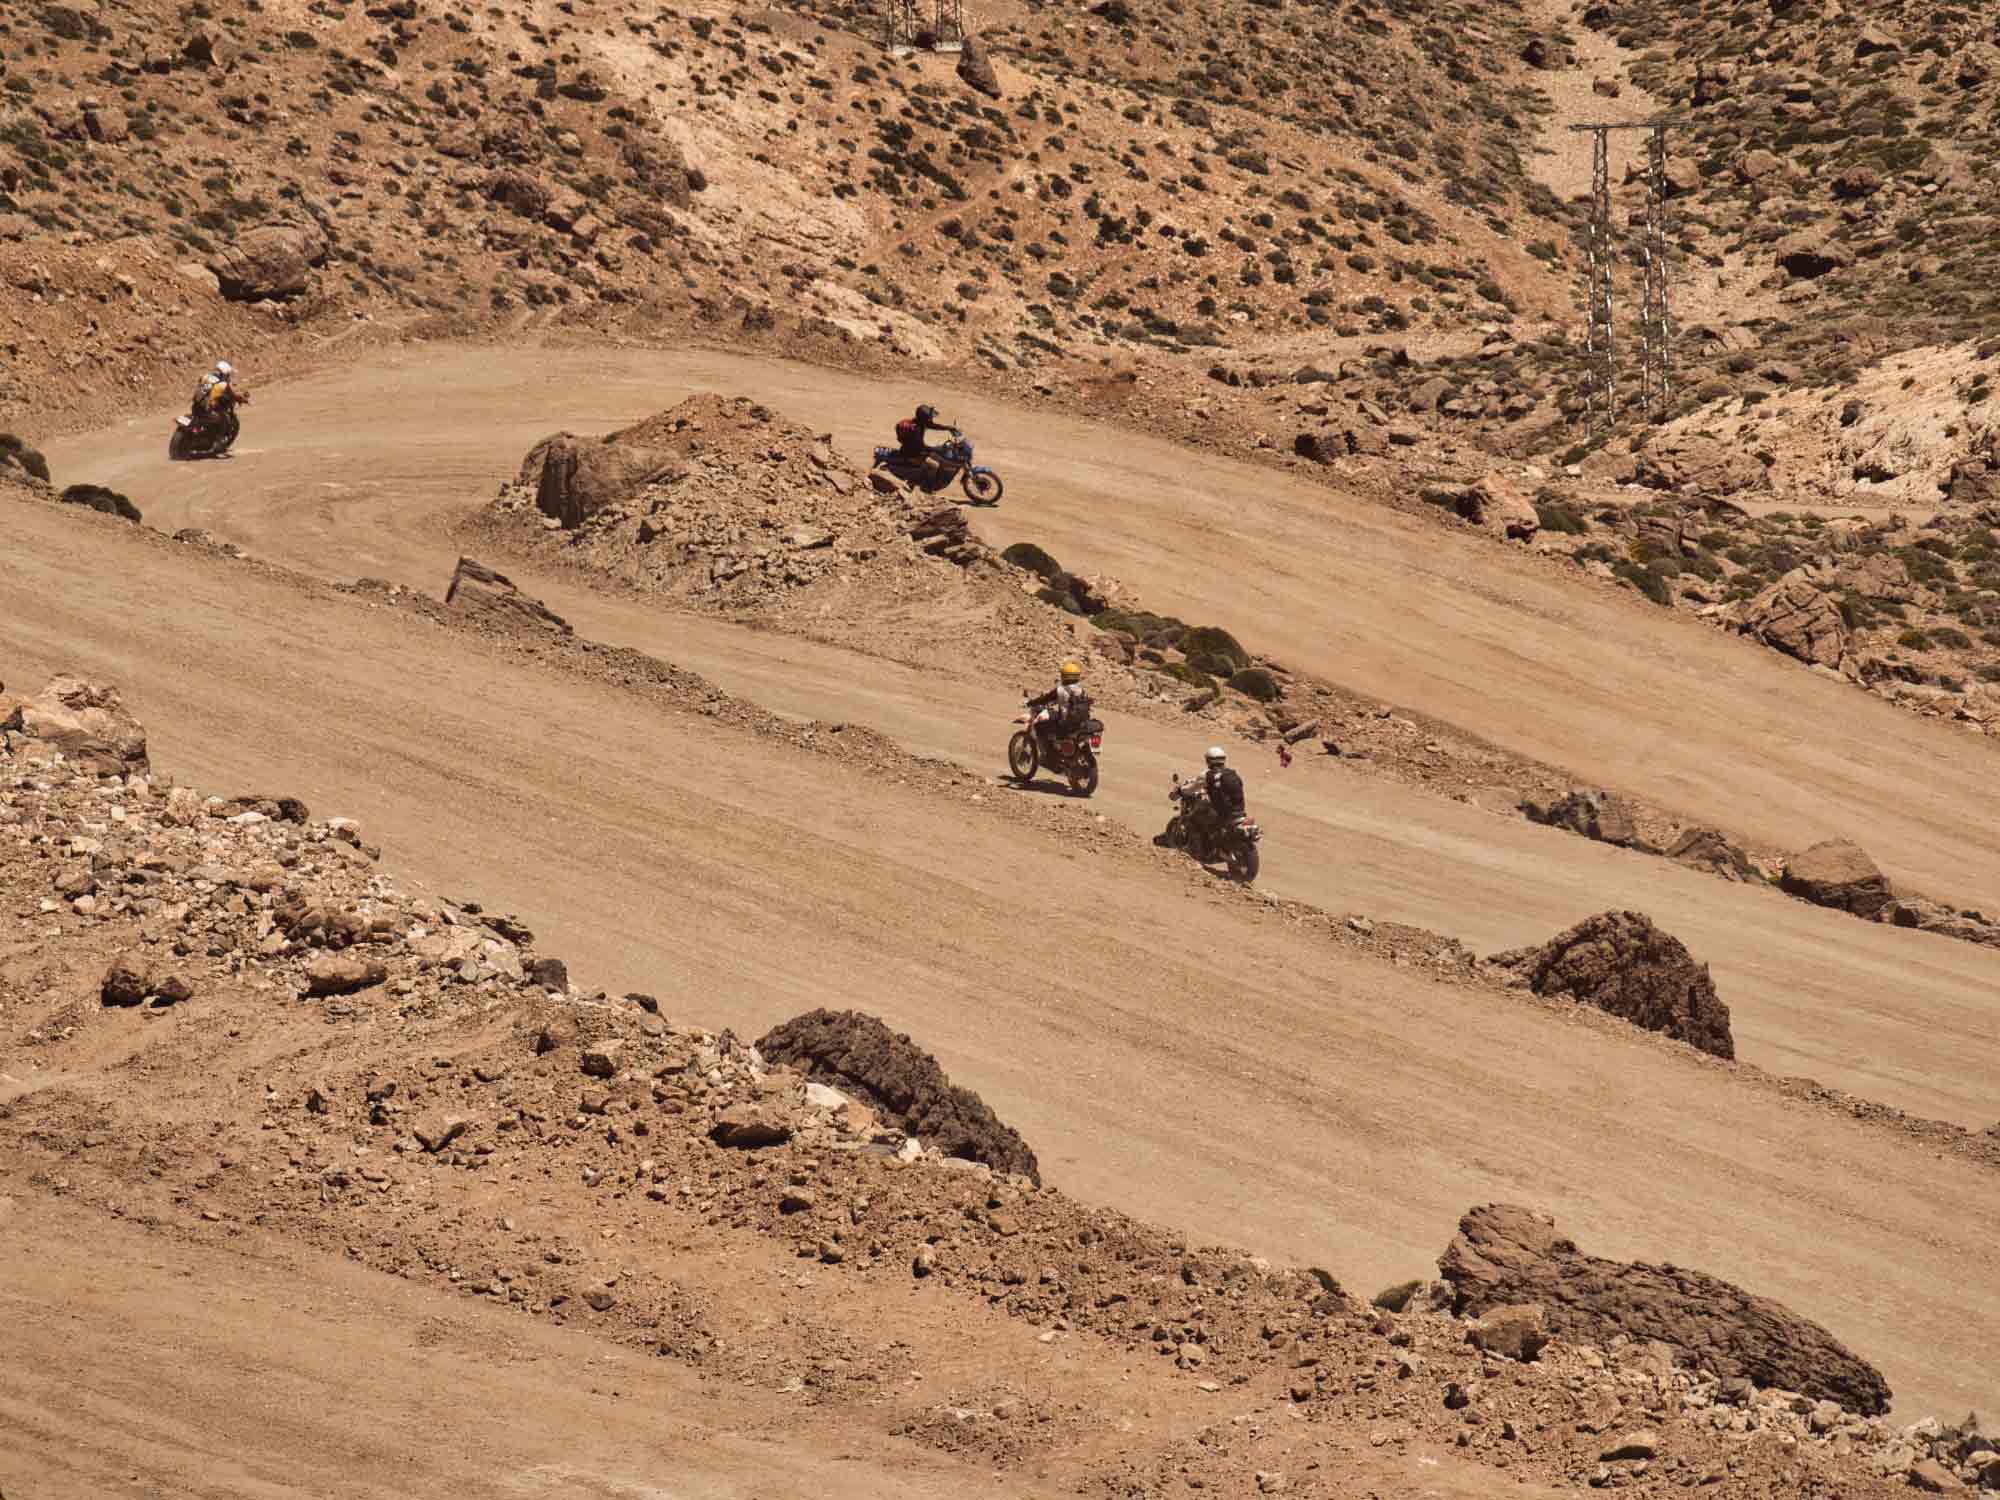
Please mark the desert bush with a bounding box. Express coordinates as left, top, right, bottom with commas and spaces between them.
1179, 625, 1249, 669
58, 483, 141, 521
0, 433, 50, 482
1931, 625, 1973, 650
1001, 541, 1061, 579
1614, 561, 1672, 605
1229, 666, 1281, 701
1534, 499, 1589, 534
1156, 661, 1214, 690
1897, 628, 1932, 650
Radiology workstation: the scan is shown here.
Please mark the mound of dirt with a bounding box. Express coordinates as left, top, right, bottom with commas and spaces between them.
500, 394, 1001, 613
755, 1008, 1040, 1184
1439, 1204, 1893, 1416
1484, 911, 1734, 1059
1, 674, 148, 777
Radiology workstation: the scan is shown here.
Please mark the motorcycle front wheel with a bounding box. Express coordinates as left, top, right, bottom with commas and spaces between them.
1225, 840, 1260, 883
167, 425, 190, 461
1066, 752, 1099, 798
1007, 730, 1038, 781
961, 469, 1003, 505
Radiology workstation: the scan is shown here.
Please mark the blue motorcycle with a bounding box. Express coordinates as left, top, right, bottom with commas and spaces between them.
871, 426, 1004, 505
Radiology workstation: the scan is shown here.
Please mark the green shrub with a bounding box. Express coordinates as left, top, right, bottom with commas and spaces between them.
1534, 500, 1589, 534
59, 483, 142, 521
1372, 1279, 1423, 1311
1187, 651, 1239, 678
1931, 625, 1973, 650
1179, 625, 1249, 670
1156, 661, 1214, 690
1035, 584, 1083, 615
1614, 561, 1672, 605
0, 433, 50, 482
1001, 541, 1061, 580
1229, 667, 1281, 701
1897, 628, 1932, 650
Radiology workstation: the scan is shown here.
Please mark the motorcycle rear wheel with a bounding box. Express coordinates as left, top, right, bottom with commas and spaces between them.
1066, 753, 1099, 798
1007, 730, 1038, 781
962, 469, 1003, 505
1225, 840, 1260, 883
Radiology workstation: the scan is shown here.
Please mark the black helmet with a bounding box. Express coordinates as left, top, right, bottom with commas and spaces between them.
916, 403, 938, 423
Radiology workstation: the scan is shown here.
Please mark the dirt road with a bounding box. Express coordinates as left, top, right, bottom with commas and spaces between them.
6, 478, 1997, 1416
46, 348, 2000, 1130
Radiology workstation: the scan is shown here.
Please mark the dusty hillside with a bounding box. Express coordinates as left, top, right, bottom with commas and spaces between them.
8, 681, 1999, 1493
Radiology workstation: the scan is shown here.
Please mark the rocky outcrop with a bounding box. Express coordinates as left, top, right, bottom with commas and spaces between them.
1438, 1204, 1892, 1414
1425, 473, 1539, 540
1485, 911, 1734, 1059
443, 557, 572, 634
957, 33, 1002, 98
527, 434, 687, 530
756, 1008, 1040, 1182
207, 222, 328, 301
1521, 788, 1643, 849
2, 675, 148, 775
1780, 839, 1892, 919
1774, 231, 1852, 279
1737, 568, 1848, 668
1666, 827, 1761, 882
1621, 436, 1766, 497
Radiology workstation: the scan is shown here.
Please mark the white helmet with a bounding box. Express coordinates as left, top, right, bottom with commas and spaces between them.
1205, 746, 1226, 767
215, 360, 234, 378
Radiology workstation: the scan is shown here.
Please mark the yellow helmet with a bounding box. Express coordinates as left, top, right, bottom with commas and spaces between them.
1060, 660, 1083, 683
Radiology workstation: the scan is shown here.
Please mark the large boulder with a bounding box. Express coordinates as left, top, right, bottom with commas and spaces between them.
443, 557, 572, 634
1835, 551, 1912, 603
1464, 472, 1540, 541
528, 435, 687, 530
1621, 436, 1765, 497
207, 222, 328, 302
1774, 231, 1852, 280
1485, 911, 1734, 1059
957, 33, 1002, 98
1780, 839, 1892, 919
1665, 827, 1761, 882
1522, 788, 1642, 849
2, 674, 148, 775
756, 1008, 1039, 1182
1737, 568, 1848, 668
1438, 1204, 1892, 1414
619, 136, 693, 207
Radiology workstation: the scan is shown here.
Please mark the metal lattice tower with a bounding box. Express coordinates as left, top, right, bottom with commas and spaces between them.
1582, 126, 1616, 431
884, 0, 920, 51
1638, 125, 1672, 416
1568, 117, 1687, 432
933, 0, 965, 50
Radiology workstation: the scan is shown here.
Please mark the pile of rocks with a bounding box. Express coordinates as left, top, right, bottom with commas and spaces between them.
491, 394, 1001, 612
2, 673, 550, 1014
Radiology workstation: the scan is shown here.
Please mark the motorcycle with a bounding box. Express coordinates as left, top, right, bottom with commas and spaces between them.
1162, 771, 1262, 882
170, 390, 250, 461
1007, 704, 1102, 796
871, 426, 1004, 505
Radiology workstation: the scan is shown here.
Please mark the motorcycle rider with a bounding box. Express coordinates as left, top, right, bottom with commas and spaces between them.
1183, 745, 1246, 850
1025, 660, 1090, 759
894, 402, 950, 487
189, 359, 249, 440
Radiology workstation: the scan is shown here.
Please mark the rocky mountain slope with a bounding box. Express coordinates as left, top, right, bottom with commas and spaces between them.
8, 675, 1999, 1494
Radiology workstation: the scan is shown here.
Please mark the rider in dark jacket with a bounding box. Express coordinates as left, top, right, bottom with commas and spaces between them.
1195, 745, 1245, 837
895, 403, 948, 485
